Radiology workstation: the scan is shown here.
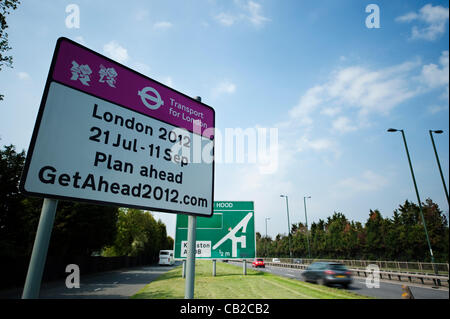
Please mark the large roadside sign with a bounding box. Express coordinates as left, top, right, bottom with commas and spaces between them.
19, 38, 215, 216
174, 201, 256, 259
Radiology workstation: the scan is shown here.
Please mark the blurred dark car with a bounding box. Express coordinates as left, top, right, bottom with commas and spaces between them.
252, 258, 265, 268
302, 262, 352, 288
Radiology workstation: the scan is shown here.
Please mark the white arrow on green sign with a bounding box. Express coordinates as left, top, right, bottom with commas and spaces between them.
174, 201, 256, 259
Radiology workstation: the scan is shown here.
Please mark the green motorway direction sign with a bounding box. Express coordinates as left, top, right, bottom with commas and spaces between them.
174, 201, 255, 259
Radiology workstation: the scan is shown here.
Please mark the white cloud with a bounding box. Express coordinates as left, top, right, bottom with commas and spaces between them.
321, 107, 341, 117
428, 104, 449, 114
396, 12, 419, 23
287, 59, 422, 131
153, 21, 173, 29
421, 51, 449, 88
212, 80, 236, 97
246, 1, 270, 27
332, 116, 357, 133
214, 1, 270, 27
215, 13, 237, 26
396, 4, 449, 41
296, 136, 337, 153
103, 41, 129, 64
335, 170, 388, 195
288, 85, 323, 126
17, 72, 31, 80
327, 61, 421, 116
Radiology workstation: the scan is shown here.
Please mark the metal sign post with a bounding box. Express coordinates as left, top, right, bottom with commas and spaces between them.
22, 198, 58, 299
184, 215, 197, 299
184, 96, 202, 300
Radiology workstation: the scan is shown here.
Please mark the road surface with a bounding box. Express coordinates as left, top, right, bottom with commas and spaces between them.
0, 263, 179, 299
2, 261, 447, 299
238, 261, 449, 299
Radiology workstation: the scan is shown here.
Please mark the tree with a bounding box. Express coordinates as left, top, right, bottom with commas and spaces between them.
310, 219, 326, 258
0, 144, 26, 256
325, 212, 348, 258
1, 0, 21, 100
393, 199, 449, 262
256, 231, 274, 257
157, 219, 170, 250
104, 208, 171, 262
259, 199, 449, 261
266, 199, 448, 262
166, 236, 174, 250
0, 144, 119, 259
48, 201, 118, 256
364, 209, 386, 260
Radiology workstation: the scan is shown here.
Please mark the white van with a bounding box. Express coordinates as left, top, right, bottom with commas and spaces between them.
158, 250, 174, 265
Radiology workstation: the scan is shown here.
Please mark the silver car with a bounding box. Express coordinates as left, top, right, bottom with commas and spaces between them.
302, 262, 353, 288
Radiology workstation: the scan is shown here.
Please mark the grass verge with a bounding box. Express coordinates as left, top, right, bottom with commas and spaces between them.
131, 261, 372, 299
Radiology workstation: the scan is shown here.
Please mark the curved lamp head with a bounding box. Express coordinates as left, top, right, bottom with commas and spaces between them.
387, 128, 398, 132
431, 130, 444, 134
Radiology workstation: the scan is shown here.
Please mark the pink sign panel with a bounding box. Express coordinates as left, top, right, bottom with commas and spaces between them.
52, 38, 214, 138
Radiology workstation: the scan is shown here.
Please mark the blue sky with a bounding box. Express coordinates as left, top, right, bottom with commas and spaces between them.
1, 0, 449, 239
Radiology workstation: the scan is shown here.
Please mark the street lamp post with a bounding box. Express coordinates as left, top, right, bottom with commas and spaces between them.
265, 217, 271, 238
280, 195, 293, 258
303, 196, 311, 259
265, 217, 271, 257
387, 128, 436, 267
429, 130, 449, 207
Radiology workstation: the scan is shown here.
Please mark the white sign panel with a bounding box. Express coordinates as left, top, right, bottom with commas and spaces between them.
181, 241, 212, 258
20, 38, 215, 216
